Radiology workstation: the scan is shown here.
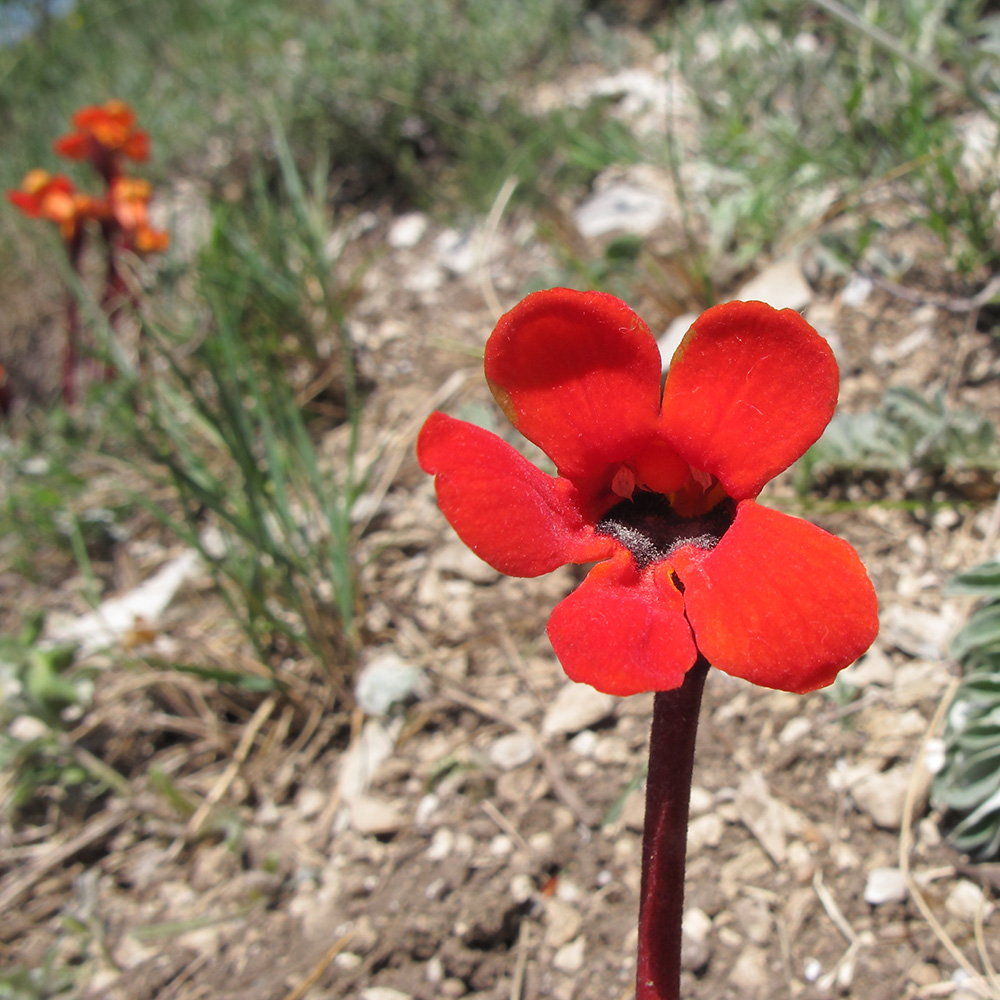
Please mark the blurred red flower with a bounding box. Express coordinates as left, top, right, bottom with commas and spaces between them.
109, 176, 170, 255
6, 169, 102, 240
418, 289, 878, 696
54, 99, 149, 177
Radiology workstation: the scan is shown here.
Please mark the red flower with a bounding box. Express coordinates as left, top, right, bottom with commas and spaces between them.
418, 289, 878, 697
109, 177, 170, 255
6, 169, 102, 241
54, 99, 149, 177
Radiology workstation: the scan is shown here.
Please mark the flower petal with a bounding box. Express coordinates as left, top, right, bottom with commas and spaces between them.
677, 501, 878, 693
660, 301, 839, 499
548, 554, 698, 695
484, 288, 662, 481
417, 411, 614, 577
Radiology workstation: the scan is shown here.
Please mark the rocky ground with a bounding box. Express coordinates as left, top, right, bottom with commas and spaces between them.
4, 39, 1000, 1000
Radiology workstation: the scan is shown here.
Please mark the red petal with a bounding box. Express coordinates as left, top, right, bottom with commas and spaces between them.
677, 501, 878, 693
548, 554, 698, 695
417, 411, 613, 577
53, 133, 89, 160
660, 301, 839, 499
484, 288, 662, 481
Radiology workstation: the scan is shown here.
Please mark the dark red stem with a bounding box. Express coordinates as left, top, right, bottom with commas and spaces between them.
636, 655, 709, 1000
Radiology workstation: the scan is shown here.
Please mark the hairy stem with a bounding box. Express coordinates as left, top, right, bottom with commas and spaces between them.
636, 656, 709, 1000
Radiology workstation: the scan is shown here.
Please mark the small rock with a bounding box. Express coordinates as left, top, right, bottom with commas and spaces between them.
736, 257, 812, 312
729, 945, 769, 998
839, 645, 894, 687
387, 211, 428, 248
350, 795, 407, 836
434, 543, 500, 584
552, 935, 586, 974
681, 907, 712, 972
542, 682, 615, 737
778, 717, 812, 745
593, 734, 630, 765
945, 880, 994, 922
658, 312, 697, 371
361, 988, 413, 1000
338, 718, 397, 800
689, 786, 714, 816
545, 898, 582, 949
487, 732, 536, 771
735, 771, 803, 864
841, 273, 873, 307
733, 895, 772, 945
687, 813, 724, 855
568, 730, 598, 757
850, 764, 930, 831
8, 715, 49, 742
355, 652, 425, 716
574, 183, 670, 239
435, 229, 478, 276
881, 604, 962, 660
864, 867, 908, 905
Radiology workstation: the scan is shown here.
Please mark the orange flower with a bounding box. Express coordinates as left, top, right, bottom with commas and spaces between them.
54, 99, 149, 171
109, 176, 169, 255
6, 169, 99, 240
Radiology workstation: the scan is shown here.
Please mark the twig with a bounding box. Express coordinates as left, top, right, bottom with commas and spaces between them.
481, 799, 532, 855
510, 919, 530, 1000
281, 930, 354, 1000
812, 870, 857, 944
167, 694, 277, 857
477, 175, 518, 322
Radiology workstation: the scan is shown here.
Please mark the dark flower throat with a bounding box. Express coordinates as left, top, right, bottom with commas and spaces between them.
596, 491, 737, 571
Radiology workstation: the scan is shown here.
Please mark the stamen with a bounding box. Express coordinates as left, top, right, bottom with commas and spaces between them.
596, 491, 736, 571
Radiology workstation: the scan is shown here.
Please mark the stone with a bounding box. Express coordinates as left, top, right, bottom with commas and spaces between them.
864, 867, 908, 905
945, 880, 994, 922
487, 732, 536, 771
542, 682, 615, 737
434, 542, 500, 584
350, 795, 408, 836
552, 935, 586, 974
687, 813, 724, 855
735, 771, 803, 864
574, 183, 670, 239
387, 212, 428, 248
850, 764, 931, 831
729, 945, 769, 998
681, 907, 712, 972
658, 312, 698, 371
361, 989, 412, 1000
839, 645, 894, 687
735, 257, 812, 312
338, 718, 398, 800
733, 895, 772, 945
544, 898, 582, 949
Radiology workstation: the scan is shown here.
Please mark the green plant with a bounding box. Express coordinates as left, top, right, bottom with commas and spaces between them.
933, 561, 1000, 857
797, 386, 997, 486
114, 123, 363, 689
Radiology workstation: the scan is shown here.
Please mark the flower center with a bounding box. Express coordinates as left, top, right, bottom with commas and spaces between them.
595, 490, 737, 571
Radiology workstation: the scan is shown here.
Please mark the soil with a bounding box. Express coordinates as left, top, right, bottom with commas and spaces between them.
3, 39, 1000, 1000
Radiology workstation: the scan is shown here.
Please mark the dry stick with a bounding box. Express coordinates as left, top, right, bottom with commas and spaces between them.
481, 799, 532, 856
477, 175, 519, 322
0, 807, 131, 913
281, 930, 354, 1000
509, 920, 531, 1000
166, 694, 278, 858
